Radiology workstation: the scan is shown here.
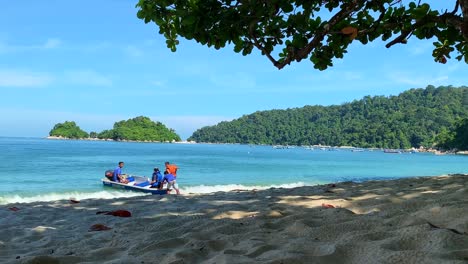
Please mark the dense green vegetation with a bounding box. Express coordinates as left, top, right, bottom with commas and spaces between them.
188, 86, 468, 149
97, 116, 181, 142
435, 119, 468, 150
436, 89, 468, 150
137, 1, 467, 70
49, 116, 181, 142
49, 121, 89, 139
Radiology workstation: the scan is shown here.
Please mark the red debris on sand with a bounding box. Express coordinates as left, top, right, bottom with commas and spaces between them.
8, 207, 20, 211
96, 210, 132, 217
89, 224, 112, 231
322, 203, 335, 209
107, 210, 131, 217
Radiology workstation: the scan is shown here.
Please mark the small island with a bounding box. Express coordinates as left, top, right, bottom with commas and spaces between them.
49, 121, 89, 139
48, 116, 181, 142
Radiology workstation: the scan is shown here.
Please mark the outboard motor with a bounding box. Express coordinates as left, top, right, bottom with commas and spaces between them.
105, 170, 113, 179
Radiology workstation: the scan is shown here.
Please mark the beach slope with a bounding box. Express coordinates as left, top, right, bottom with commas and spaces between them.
1, 174, 468, 264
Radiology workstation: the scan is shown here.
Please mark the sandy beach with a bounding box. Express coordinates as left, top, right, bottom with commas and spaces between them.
1, 174, 468, 264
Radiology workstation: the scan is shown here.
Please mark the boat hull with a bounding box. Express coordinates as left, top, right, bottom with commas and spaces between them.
102, 177, 168, 195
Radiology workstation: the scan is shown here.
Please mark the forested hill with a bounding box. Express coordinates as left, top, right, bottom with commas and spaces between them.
188, 86, 468, 149
49, 116, 181, 142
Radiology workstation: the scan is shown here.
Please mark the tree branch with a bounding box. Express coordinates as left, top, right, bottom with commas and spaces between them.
386, 12, 464, 48
251, 35, 281, 68
452, 0, 460, 15
460, 0, 468, 40
272, 0, 361, 69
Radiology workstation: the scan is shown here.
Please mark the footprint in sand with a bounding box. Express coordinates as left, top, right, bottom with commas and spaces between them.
438, 249, 468, 262
205, 239, 229, 251
22, 256, 60, 264
246, 244, 278, 258
224, 249, 247, 255
356, 231, 394, 242
380, 237, 420, 251
154, 238, 188, 249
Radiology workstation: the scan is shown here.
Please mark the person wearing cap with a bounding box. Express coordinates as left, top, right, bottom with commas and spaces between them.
150, 167, 164, 189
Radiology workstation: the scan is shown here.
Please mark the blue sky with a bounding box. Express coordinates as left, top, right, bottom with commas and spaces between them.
0, 1, 466, 139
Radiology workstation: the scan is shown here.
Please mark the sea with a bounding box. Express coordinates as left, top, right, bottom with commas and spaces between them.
1, 137, 467, 205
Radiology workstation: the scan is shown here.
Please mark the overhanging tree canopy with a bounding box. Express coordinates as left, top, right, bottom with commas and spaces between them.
136, 0, 468, 70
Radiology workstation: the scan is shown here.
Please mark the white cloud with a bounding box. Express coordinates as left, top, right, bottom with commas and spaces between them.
0, 68, 115, 88
43, 38, 62, 49
124, 45, 144, 57
342, 71, 363, 81
64, 70, 113, 86
408, 41, 433, 56
151, 80, 166, 87
0, 42, 9, 54
209, 72, 256, 89
0, 38, 62, 53
387, 71, 449, 86
0, 69, 54, 87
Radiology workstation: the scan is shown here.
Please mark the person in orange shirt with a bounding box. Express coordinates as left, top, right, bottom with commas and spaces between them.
165, 161, 178, 177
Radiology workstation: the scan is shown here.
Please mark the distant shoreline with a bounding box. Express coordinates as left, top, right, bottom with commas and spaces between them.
45, 136, 196, 144
44, 136, 468, 154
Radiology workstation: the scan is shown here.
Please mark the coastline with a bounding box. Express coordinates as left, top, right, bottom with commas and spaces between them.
45, 137, 468, 155
2, 174, 468, 263
45, 136, 196, 144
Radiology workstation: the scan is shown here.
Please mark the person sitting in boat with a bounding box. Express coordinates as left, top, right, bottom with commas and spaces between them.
113, 161, 129, 184
150, 167, 163, 189
163, 170, 180, 195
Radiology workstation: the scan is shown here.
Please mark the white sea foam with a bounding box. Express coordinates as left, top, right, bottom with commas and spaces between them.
0, 190, 149, 205
180, 182, 308, 194
0, 182, 310, 205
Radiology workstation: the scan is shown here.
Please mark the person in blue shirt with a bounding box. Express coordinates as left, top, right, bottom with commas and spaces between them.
163, 171, 180, 195
150, 167, 163, 189
112, 161, 128, 183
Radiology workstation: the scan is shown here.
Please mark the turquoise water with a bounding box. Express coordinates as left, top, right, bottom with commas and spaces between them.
1, 137, 467, 204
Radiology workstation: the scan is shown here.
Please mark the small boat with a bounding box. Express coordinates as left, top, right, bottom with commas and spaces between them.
352, 148, 365, 152
384, 149, 401, 154
102, 175, 168, 195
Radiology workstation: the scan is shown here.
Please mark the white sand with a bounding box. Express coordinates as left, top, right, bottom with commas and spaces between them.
1, 174, 468, 264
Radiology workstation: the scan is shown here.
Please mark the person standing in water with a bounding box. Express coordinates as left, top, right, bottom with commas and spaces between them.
165, 161, 178, 177
163, 170, 180, 195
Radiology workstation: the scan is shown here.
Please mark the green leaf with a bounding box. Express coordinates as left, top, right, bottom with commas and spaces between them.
281, 3, 294, 13
182, 15, 196, 26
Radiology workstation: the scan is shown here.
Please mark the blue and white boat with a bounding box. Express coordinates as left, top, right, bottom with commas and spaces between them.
102, 175, 168, 195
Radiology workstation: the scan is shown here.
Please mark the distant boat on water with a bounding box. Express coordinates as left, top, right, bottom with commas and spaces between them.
384, 149, 402, 154
352, 148, 365, 152
273, 145, 294, 149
